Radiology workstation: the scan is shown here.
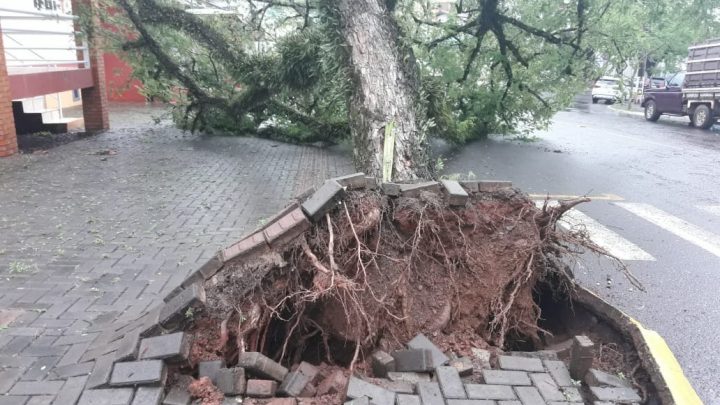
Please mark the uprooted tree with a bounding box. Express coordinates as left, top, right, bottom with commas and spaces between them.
95, 0, 601, 180
93, 0, 717, 180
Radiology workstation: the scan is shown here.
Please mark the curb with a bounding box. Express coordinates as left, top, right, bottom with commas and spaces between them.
575, 286, 702, 405
608, 105, 645, 118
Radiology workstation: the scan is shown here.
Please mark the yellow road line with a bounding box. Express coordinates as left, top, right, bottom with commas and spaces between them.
529, 193, 625, 201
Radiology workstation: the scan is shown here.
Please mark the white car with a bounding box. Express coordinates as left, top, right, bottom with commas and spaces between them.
592, 77, 622, 104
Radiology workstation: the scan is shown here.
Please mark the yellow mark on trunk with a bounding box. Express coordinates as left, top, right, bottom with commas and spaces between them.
382, 121, 395, 183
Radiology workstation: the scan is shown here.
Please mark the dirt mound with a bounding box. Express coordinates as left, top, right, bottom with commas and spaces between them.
189, 187, 598, 370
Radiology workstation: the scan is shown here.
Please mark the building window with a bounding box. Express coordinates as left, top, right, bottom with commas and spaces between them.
72, 89, 81, 101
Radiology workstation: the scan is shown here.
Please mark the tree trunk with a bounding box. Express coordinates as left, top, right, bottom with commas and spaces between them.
334, 0, 428, 181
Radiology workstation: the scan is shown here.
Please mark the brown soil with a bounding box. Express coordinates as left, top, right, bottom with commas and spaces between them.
188, 377, 224, 405
198, 188, 589, 367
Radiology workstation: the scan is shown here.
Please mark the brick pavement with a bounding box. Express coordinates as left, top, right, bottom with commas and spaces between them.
0, 104, 352, 403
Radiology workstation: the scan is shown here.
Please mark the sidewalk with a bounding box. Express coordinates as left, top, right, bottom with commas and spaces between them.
0, 104, 352, 403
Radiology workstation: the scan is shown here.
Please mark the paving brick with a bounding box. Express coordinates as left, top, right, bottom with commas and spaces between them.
381, 183, 401, 196
246, 379, 278, 398
8, 381, 64, 396
220, 232, 269, 263
374, 380, 413, 394
441, 180, 469, 206
478, 180, 512, 192
333, 173, 367, 189
345, 377, 395, 405
446, 401, 496, 405
138, 332, 190, 363
391, 349, 433, 372
395, 394, 421, 405
510, 351, 558, 361
237, 352, 288, 382
498, 402, 522, 405
470, 348, 492, 369
589, 387, 641, 402
459, 181, 479, 193
115, 329, 142, 362
407, 334, 449, 368
278, 371, 309, 397
558, 387, 583, 402
344, 398, 369, 405
584, 368, 630, 388
52, 375, 88, 405
294, 361, 319, 383
530, 373, 564, 402
86, 353, 115, 389
481, 370, 531, 386
416, 381, 444, 405
371, 350, 395, 377
514, 386, 545, 405
386, 372, 430, 384
163, 387, 191, 405
364, 176, 378, 189
543, 361, 573, 387
399, 181, 441, 197
109, 360, 166, 386
263, 207, 311, 248
465, 384, 517, 400
197, 256, 224, 279
158, 284, 205, 331
547, 402, 583, 405
132, 386, 164, 405
77, 388, 135, 405
216, 367, 246, 395
498, 356, 544, 372
198, 359, 225, 384
569, 336, 593, 380
436, 366, 466, 398
26, 396, 53, 405
0, 398, 28, 405
0, 368, 24, 394
301, 180, 345, 222
449, 356, 474, 377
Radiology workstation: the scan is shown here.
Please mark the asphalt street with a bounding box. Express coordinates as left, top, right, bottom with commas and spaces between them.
444, 95, 720, 403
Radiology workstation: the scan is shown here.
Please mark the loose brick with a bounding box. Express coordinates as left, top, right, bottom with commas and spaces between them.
514, 386, 545, 405
470, 348, 492, 369
9, 381, 64, 395
459, 181, 479, 193
543, 360, 573, 387
263, 207, 311, 248
392, 349, 433, 372
158, 284, 206, 330
377, 380, 414, 394
382, 183, 401, 196
407, 334, 449, 368
278, 371, 309, 397
115, 329, 142, 362
295, 361, 319, 383
589, 387, 641, 402
399, 181, 440, 197
301, 180, 345, 222
446, 401, 496, 405
237, 352, 288, 382
371, 350, 395, 377
220, 232, 268, 262
481, 370, 531, 386
49, 361, 94, 379
198, 256, 224, 279
53, 375, 88, 405
138, 332, 191, 363
344, 398, 369, 405
465, 384, 517, 400
416, 381, 444, 405
585, 368, 630, 388
345, 377, 395, 405
510, 351, 559, 361
569, 336, 594, 380
436, 366, 466, 398
216, 367, 246, 395
86, 353, 115, 389
77, 388, 135, 405
132, 386, 164, 405
559, 387, 583, 402
246, 379, 278, 398
364, 176, 378, 189
441, 180, 469, 206
396, 394, 421, 405
386, 372, 430, 384
530, 373, 564, 402
109, 360, 166, 386
198, 359, 225, 384
498, 355, 544, 372
163, 387, 191, 405
449, 356, 474, 377
333, 173, 367, 189
478, 180, 512, 192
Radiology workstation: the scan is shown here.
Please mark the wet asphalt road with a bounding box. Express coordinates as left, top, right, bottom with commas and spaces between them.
444, 96, 720, 403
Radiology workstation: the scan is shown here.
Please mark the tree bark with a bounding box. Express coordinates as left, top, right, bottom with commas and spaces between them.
334, 0, 428, 181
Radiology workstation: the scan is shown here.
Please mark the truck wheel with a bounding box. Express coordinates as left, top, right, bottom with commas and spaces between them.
693, 105, 714, 129
644, 100, 660, 122
592, 97, 598, 104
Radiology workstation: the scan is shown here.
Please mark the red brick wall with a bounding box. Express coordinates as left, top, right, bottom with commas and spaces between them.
0, 21, 19, 157
72, 0, 110, 131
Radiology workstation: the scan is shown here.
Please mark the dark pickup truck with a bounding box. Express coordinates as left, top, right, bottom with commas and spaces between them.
642, 39, 720, 129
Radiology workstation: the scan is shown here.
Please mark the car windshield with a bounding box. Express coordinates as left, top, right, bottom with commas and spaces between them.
598, 79, 619, 86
